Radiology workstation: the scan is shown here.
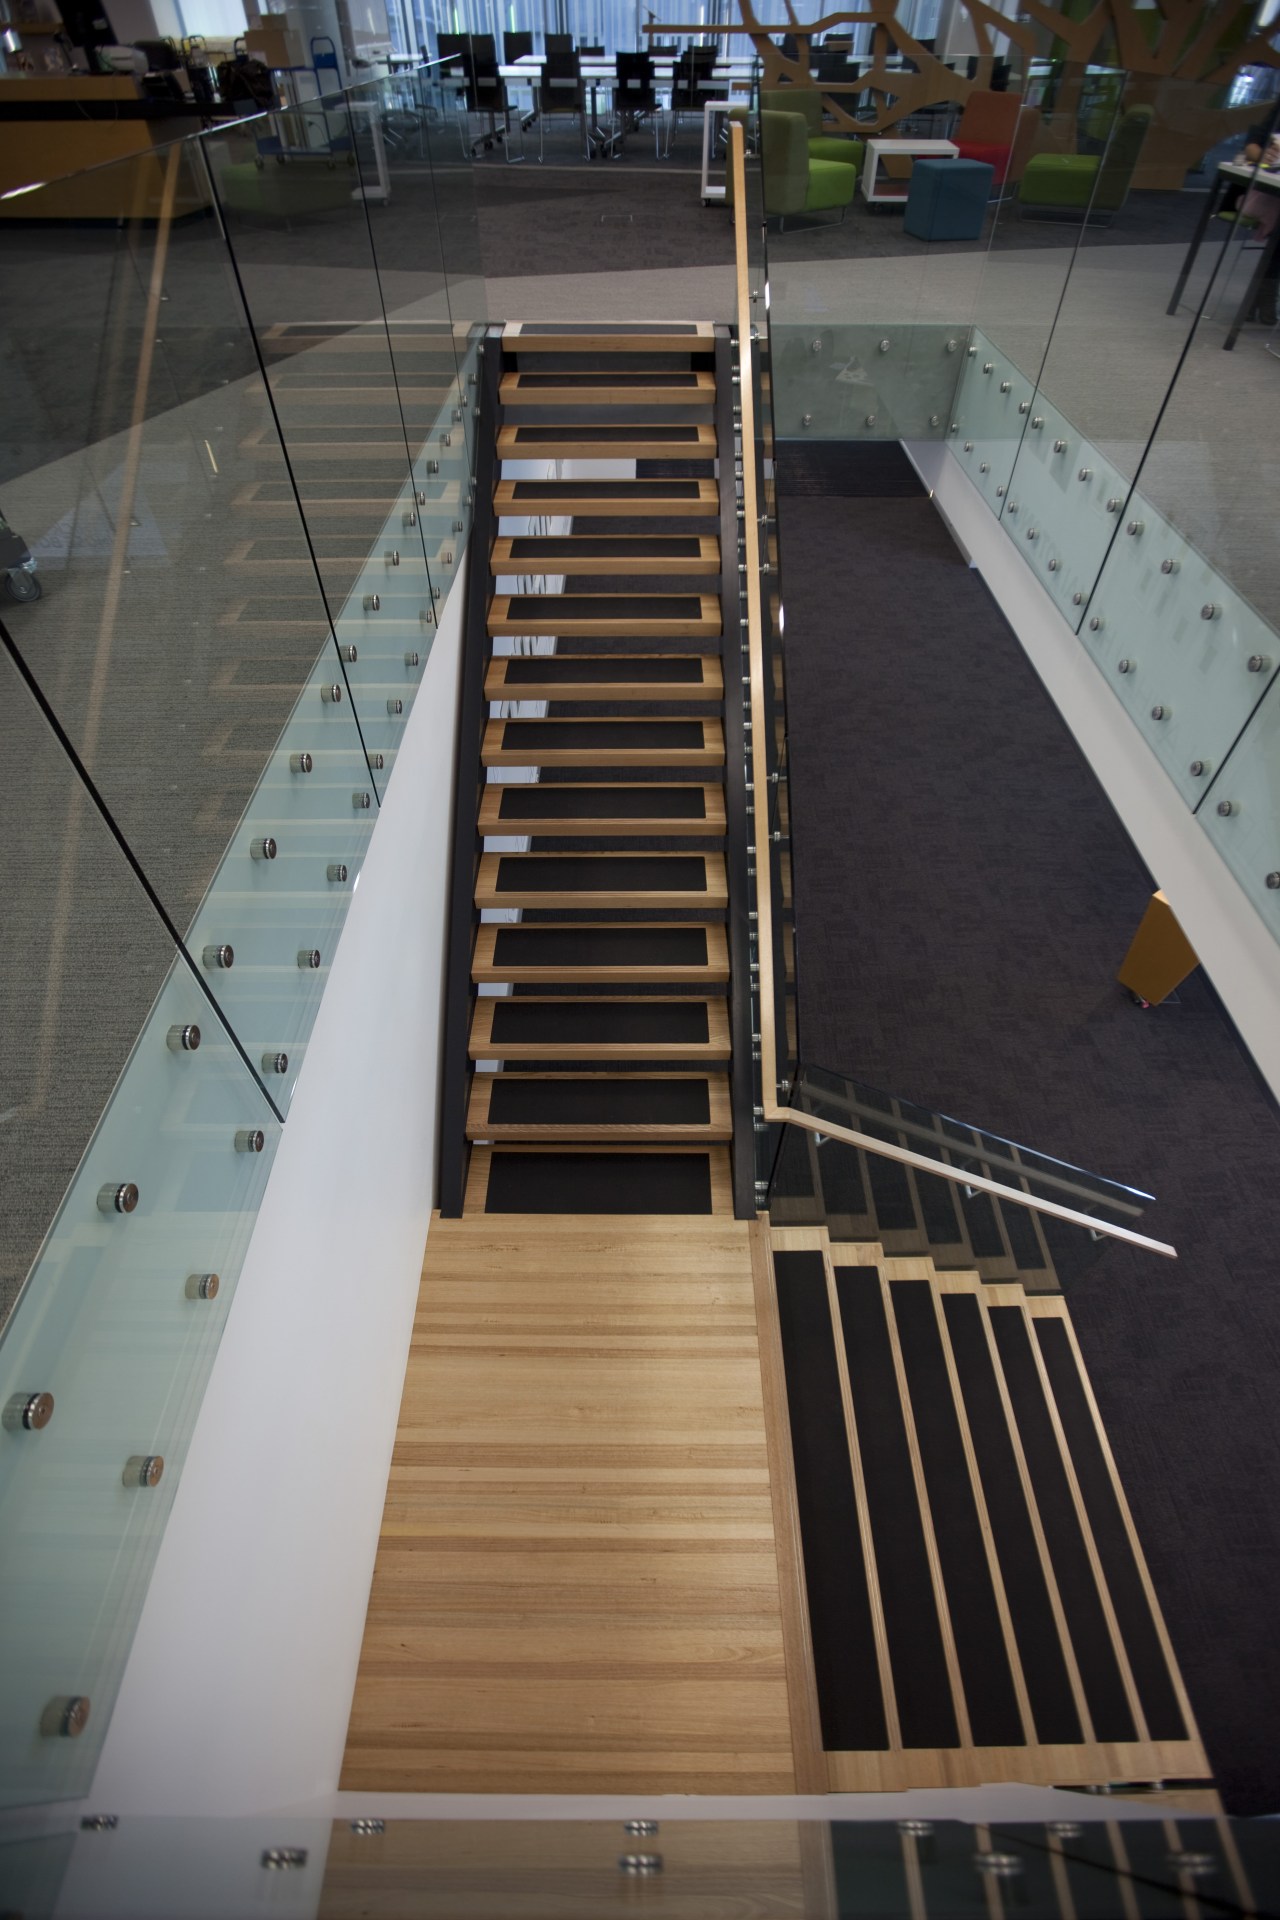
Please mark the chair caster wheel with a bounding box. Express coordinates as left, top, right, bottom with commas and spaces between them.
1128, 991, 1151, 1010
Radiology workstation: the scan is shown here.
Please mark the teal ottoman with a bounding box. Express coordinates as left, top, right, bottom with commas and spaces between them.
903, 157, 994, 240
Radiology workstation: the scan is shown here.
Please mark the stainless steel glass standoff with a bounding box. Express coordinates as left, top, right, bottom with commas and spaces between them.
185, 1273, 220, 1300
946, 338, 959, 353
1190, 760, 1209, 777
1160, 558, 1179, 575
979, 462, 989, 473
1000, 380, 1012, 393
877, 338, 890, 354
369, 753, 385, 771
1031, 414, 1043, 428
619, 1855, 663, 1875
1201, 604, 1220, 620
403, 510, 418, 528
452, 519, 465, 533
3, 1390, 54, 1431
1078, 468, 1093, 482
1267, 873, 1280, 890
963, 440, 973, 451
352, 791, 371, 810
363, 595, 380, 613
1089, 616, 1104, 631
426, 459, 440, 474
624, 1820, 659, 1836
297, 949, 321, 969
326, 863, 348, 884
983, 361, 994, 373
1072, 592, 1085, 605
1106, 497, 1123, 512
385, 550, 400, 567
166, 1024, 201, 1052
864, 413, 876, 428
1117, 658, 1134, 674
1126, 519, 1144, 536
202, 944, 234, 970
262, 1849, 308, 1870
80, 1816, 118, 1831
387, 698, 403, 716
290, 752, 313, 775
420, 606, 435, 626
321, 684, 343, 704
899, 1820, 934, 1836
122, 1454, 164, 1488
40, 1696, 90, 1739
250, 837, 277, 861
404, 651, 420, 668
235, 1128, 265, 1153
1248, 655, 1272, 673
1217, 799, 1236, 816
261, 1051, 289, 1074
1047, 559, 1059, 571
97, 1182, 138, 1214
1151, 704, 1170, 720
1053, 439, 1067, 452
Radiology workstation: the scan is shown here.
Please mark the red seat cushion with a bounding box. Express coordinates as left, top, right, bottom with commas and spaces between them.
956, 139, 1011, 185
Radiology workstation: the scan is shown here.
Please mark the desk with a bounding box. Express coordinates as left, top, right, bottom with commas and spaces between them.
445, 58, 753, 158
0, 76, 216, 215
1167, 159, 1280, 350
861, 136, 957, 205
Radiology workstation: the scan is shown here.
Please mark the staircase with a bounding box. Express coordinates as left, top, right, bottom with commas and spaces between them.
768, 1226, 1209, 1792
449, 321, 748, 1217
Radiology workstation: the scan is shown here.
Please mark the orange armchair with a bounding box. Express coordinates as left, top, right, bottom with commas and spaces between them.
954, 88, 1023, 187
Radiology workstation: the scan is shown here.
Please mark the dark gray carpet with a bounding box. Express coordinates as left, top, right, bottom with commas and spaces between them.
779, 473, 1280, 1815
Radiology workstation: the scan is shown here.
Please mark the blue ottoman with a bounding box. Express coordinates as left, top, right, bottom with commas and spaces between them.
904, 157, 994, 240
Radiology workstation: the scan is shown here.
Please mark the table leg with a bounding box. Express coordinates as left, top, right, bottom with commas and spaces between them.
1168, 171, 1225, 317
1225, 215, 1280, 349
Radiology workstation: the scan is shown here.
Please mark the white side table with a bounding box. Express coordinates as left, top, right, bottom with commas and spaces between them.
861, 137, 958, 205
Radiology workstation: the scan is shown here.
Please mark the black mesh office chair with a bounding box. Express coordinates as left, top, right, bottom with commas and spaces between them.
537, 47, 588, 159
665, 44, 717, 156
612, 50, 662, 157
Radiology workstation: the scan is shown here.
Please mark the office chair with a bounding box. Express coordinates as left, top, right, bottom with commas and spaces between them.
460, 37, 524, 160
612, 50, 662, 157
537, 47, 588, 159
579, 43, 603, 55
545, 33, 572, 53
503, 30, 532, 62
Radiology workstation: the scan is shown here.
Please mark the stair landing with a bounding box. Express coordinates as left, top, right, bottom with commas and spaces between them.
340, 1211, 795, 1795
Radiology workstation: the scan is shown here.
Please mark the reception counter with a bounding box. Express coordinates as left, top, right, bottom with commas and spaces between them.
0, 75, 216, 216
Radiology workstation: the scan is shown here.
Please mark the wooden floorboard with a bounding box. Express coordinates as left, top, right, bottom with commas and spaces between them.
341, 1213, 796, 1794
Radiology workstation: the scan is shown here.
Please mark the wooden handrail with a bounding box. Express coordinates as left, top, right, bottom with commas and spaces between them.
725, 121, 1176, 1262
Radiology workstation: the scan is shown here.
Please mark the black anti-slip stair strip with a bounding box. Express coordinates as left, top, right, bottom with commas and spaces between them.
491, 926, 709, 968
835, 1267, 959, 1749
514, 372, 704, 389
942, 1294, 1083, 1743
508, 426, 705, 445
485, 1078, 712, 1126
501, 595, 704, 621
499, 720, 704, 751
1035, 1319, 1188, 1740
494, 856, 708, 893
507, 538, 704, 560
890, 1282, 1026, 1749
501, 657, 704, 685
988, 1308, 1137, 1743
485, 1150, 713, 1214
505, 481, 703, 502
489, 1002, 712, 1046
773, 1252, 889, 1752
493, 787, 708, 822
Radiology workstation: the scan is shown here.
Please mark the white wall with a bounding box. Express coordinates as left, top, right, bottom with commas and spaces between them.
909, 440, 1280, 1102
88, 576, 466, 1817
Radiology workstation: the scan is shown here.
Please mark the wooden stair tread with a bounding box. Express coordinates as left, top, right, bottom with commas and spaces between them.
503, 323, 715, 354
482, 715, 724, 768
491, 534, 720, 575
500, 370, 716, 406
472, 921, 729, 984
467, 1072, 732, 1141
479, 782, 726, 837
469, 995, 731, 1061
497, 424, 716, 459
485, 654, 722, 702
495, 478, 718, 518
475, 851, 728, 909
489, 593, 721, 639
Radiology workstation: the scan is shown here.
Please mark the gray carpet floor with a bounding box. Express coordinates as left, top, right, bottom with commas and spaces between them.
778, 454, 1280, 1815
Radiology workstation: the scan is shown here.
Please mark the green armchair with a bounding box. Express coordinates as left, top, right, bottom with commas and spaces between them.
1018, 105, 1153, 221
760, 88, 865, 173
730, 109, 857, 227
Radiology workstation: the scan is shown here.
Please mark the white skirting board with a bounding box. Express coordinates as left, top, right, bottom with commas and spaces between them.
89, 565, 468, 1817
907, 438, 1280, 1103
